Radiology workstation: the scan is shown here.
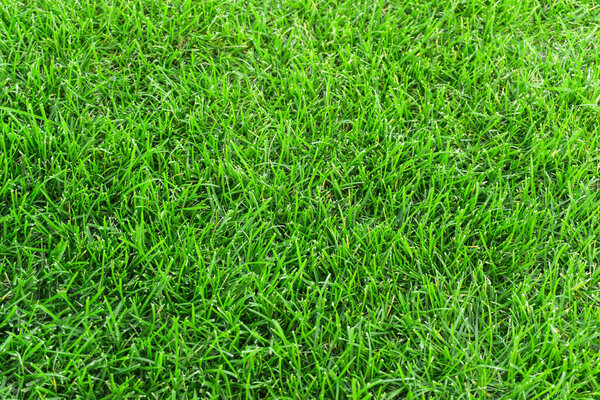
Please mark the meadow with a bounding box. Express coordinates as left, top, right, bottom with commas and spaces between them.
1, 0, 600, 398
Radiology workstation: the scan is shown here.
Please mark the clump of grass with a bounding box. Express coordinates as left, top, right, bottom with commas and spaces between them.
1, 0, 600, 398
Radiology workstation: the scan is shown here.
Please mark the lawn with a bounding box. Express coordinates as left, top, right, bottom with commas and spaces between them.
1, 0, 600, 398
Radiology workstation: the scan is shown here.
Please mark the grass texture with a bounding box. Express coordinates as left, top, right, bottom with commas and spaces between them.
1, 0, 600, 398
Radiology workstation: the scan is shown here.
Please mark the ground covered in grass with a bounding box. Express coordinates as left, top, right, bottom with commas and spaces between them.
1, 0, 600, 398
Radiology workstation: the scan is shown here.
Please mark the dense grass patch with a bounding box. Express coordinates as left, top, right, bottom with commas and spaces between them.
1, 0, 600, 398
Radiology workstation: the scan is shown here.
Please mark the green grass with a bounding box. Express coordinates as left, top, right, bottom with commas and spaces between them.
1, 0, 600, 398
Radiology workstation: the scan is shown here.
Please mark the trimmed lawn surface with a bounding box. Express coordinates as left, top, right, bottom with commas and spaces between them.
1, 0, 600, 398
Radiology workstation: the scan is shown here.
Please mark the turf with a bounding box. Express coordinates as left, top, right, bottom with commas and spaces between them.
1, 0, 600, 398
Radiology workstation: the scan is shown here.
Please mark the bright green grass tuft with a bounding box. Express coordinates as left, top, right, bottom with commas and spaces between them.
1, 0, 600, 398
